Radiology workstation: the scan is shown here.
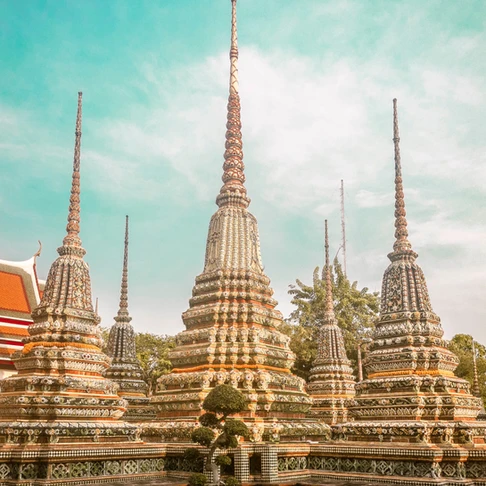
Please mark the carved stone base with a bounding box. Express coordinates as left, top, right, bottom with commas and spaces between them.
0, 443, 166, 485
142, 417, 330, 444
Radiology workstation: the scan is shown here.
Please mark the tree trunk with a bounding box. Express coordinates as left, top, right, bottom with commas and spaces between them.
206, 444, 220, 485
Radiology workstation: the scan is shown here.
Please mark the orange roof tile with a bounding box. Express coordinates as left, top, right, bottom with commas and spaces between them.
0, 325, 29, 338
0, 347, 16, 357
0, 272, 30, 313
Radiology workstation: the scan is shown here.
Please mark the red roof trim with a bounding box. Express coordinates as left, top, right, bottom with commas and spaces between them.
0, 339, 23, 346
0, 316, 31, 326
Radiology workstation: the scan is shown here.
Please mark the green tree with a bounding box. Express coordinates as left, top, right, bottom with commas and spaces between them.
191, 385, 249, 485
448, 334, 486, 404
283, 259, 379, 380
136, 333, 176, 396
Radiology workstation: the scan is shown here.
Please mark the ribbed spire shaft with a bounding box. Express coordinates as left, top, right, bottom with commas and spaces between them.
324, 220, 335, 323
63, 92, 83, 248
390, 98, 414, 259
473, 340, 481, 398
216, 0, 250, 209
116, 215, 131, 322
229, 0, 239, 95
357, 342, 363, 382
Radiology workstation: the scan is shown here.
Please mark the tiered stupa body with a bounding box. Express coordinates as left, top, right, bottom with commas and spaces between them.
152, 0, 327, 442
341, 99, 482, 441
0, 94, 165, 484
306, 221, 355, 424
105, 216, 155, 421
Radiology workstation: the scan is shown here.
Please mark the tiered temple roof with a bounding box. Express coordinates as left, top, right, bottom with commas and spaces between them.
0, 92, 138, 445
151, 0, 328, 442
306, 221, 355, 424
105, 216, 155, 421
345, 99, 481, 438
0, 252, 44, 378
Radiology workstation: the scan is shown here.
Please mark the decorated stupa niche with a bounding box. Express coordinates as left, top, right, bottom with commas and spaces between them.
306, 220, 355, 424
105, 216, 155, 421
348, 99, 481, 428
0, 92, 139, 445
152, 0, 328, 442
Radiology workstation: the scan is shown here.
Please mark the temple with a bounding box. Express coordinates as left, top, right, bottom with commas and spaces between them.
311, 100, 486, 484
306, 220, 355, 424
2, 2, 486, 485
0, 93, 165, 484
105, 216, 155, 421
151, 0, 328, 444
0, 250, 44, 378
348, 99, 481, 428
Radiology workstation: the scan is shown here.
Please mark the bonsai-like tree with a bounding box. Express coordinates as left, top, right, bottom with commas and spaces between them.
191, 384, 249, 485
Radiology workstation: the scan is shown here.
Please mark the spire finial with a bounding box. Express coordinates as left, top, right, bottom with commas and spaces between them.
391, 99, 413, 254
389, 98, 416, 261
216, 0, 250, 209
95, 297, 99, 315
116, 215, 131, 321
473, 340, 481, 398
230, 0, 239, 95
63, 92, 83, 248
324, 220, 335, 321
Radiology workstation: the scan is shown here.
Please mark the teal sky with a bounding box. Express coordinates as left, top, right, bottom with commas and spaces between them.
1, 0, 485, 342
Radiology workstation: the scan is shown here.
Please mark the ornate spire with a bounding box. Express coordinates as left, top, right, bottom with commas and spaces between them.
116, 215, 131, 322
324, 220, 335, 323
357, 342, 363, 382
473, 340, 481, 398
216, 0, 250, 209
63, 91, 83, 248
389, 98, 416, 262
306, 220, 355, 424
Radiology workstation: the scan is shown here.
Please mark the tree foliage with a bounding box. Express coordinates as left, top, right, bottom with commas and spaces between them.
448, 334, 486, 403
203, 384, 248, 416
135, 332, 175, 396
283, 259, 379, 380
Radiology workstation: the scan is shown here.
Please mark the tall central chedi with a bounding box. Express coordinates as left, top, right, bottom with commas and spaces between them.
153, 0, 326, 442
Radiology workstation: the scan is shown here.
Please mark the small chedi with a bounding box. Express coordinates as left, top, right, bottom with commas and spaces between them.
105, 216, 155, 421
346, 99, 482, 438
0, 93, 164, 484
306, 220, 355, 424
151, 0, 327, 443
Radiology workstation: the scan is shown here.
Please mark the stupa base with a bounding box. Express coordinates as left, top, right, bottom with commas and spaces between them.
0, 442, 167, 485
307, 440, 486, 485
142, 417, 330, 443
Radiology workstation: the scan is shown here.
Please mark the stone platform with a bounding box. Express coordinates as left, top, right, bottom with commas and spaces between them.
0, 443, 166, 485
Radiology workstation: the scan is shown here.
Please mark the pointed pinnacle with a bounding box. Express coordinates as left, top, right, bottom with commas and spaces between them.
63, 92, 83, 248
216, 0, 249, 209
473, 340, 481, 398
324, 220, 335, 322
389, 98, 415, 261
116, 215, 131, 321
